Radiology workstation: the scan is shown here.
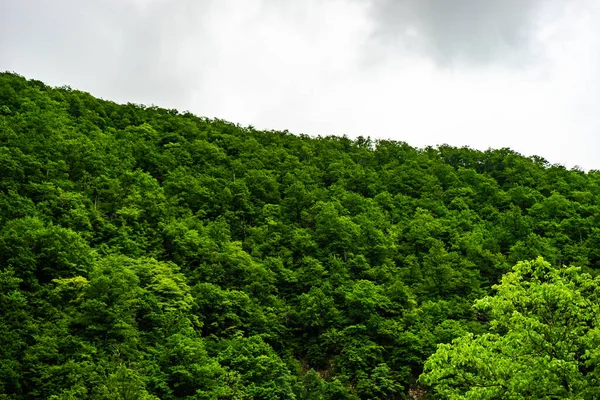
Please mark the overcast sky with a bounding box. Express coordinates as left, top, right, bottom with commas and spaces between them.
2, 0, 599, 170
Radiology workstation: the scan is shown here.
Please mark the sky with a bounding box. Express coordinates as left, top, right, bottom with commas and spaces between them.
1, 0, 599, 170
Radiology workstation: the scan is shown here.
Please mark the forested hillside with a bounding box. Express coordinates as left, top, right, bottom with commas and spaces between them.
1, 72, 600, 399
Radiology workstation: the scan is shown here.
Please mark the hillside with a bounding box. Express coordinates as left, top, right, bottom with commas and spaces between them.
1, 72, 600, 399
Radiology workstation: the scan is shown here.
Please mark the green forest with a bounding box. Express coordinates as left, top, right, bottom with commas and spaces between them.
1, 72, 600, 399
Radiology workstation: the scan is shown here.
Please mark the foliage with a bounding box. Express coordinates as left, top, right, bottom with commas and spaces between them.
421, 258, 600, 399
2, 72, 600, 398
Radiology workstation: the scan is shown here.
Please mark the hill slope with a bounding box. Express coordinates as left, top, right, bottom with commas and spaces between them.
1, 72, 600, 399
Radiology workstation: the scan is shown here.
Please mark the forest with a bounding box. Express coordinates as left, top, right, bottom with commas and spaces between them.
1, 71, 600, 399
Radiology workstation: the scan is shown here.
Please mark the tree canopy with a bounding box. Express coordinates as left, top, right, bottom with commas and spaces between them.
2, 72, 600, 398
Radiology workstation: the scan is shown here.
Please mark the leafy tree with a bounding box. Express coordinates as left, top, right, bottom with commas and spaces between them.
421, 257, 600, 399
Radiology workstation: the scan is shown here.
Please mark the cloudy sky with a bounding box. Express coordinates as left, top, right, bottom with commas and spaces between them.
2, 0, 599, 170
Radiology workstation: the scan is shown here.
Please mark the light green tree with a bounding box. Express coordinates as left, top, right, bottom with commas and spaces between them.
421, 257, 600, 399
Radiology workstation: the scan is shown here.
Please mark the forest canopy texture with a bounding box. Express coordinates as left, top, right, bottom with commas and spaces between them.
1, 72, 600, 399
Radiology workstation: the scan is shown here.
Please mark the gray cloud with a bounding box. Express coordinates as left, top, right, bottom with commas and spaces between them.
365, 0, 561, 66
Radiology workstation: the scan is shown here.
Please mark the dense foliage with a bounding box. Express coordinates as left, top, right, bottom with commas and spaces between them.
1, 72, 600, 399
421, 258, 600, 399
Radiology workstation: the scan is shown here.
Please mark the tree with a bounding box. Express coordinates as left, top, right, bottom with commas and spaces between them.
7, 71, 600, 399
421, 257, 600, 399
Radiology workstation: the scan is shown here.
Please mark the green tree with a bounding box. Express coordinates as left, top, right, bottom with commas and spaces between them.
421, 257, 600, 399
